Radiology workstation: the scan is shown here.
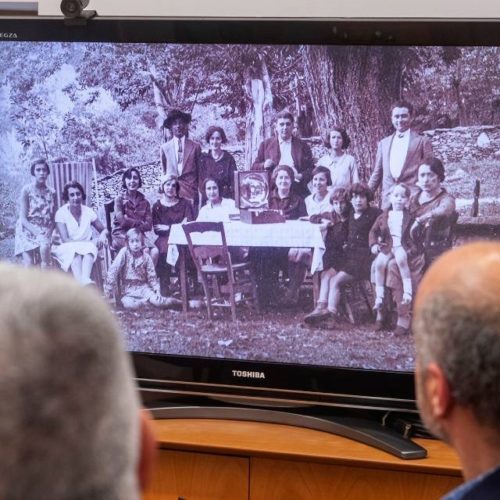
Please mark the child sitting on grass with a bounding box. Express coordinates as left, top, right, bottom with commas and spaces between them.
105, 228, 181, 310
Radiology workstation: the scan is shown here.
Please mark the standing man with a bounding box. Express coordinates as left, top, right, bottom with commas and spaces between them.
368, 101, 433, 208
413, 241, 500, 499
252, 110, 313, 197
160, 109, 201, 209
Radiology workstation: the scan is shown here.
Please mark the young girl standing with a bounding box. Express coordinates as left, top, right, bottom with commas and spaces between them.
370, 183, 416, 319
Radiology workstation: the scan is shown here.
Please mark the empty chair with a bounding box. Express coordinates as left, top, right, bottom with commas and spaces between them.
182, 221, 258, 321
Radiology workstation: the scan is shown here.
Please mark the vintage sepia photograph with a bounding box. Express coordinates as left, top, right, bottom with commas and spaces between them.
0, 41, 499, 371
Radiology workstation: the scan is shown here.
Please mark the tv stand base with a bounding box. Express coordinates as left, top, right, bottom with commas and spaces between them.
150, 405, 427, 459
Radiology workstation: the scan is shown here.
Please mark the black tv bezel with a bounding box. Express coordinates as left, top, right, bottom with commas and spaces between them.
1, 15, 499, 412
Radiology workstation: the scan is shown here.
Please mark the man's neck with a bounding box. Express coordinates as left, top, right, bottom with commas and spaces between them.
449, 409, 500, 481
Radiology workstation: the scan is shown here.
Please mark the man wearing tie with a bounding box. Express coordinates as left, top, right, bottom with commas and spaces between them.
252, 110, 313, 197
368, 101, 433, 208
160, 109, 201, 208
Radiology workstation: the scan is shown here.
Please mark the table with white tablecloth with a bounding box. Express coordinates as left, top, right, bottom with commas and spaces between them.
167, 220, 326, 311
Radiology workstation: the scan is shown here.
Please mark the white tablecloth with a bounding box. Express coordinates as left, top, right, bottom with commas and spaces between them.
167, 220, 326, 273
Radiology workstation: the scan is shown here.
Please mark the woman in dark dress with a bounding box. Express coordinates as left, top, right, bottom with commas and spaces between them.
112, 167, 158, 264
152, 175, 194, 294
199, 125, 237, 203
253, 165, 307, 307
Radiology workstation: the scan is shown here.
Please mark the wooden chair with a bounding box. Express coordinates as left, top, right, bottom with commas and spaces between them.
182, 221, 259, 321
423, 211, 459, 270
341, 279, 374, 324
103, 199, 123, 306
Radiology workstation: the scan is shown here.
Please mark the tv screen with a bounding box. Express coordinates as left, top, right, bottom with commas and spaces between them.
0, 17, 499, 414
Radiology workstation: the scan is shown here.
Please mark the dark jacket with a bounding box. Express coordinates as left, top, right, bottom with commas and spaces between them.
269, 190, 307, 220
368, 208, 420, 256
341, 206, 382, 278
251, 136, 313, 196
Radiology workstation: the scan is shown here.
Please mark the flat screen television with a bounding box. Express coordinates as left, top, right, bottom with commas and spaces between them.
0, 15, 499, 457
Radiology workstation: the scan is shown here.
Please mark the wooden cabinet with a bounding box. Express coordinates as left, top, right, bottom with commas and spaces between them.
143, 450, 248, 500
143, 419, 463, 500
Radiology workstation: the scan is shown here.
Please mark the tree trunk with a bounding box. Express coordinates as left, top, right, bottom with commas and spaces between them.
243, 55, 274, 170
302, 46, 404, 181
149, 65, 171, 140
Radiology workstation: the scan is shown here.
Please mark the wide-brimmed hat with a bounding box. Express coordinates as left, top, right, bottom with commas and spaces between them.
163, 109, 192, 129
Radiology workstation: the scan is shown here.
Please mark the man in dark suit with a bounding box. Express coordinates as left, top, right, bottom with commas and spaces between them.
252, 110, 313, 196
413, 242, 500, 499
368, 101, 433, 208
160, 109, 201, 207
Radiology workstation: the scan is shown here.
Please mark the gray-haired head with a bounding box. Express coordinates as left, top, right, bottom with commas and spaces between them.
413, 242, 500, 430
0, 264, 141, 500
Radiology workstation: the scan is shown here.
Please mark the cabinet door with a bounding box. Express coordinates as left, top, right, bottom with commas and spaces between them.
250, 458, 462, 500
143, 449, 249, 500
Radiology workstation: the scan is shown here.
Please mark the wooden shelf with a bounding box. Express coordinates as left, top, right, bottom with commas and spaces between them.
144, 418, 463, 499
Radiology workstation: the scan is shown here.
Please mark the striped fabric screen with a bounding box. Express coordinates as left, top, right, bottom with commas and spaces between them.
47, 161, 98, 209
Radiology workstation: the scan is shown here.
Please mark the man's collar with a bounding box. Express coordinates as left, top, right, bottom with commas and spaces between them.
278, 136, 292, 144
395, 128, 411, 139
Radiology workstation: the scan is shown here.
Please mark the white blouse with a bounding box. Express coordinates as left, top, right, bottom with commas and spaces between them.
316, 153, 360, 189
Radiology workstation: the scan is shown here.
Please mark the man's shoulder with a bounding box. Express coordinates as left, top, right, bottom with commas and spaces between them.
261, 136, 278, 148
292, 135, 311, 148
410, 129, 431, 141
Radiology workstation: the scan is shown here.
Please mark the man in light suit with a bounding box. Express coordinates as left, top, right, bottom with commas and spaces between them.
368, 101, 433, 208
160, 109, 201, 207
414, 242, 500, 499
252, 110, 313, 196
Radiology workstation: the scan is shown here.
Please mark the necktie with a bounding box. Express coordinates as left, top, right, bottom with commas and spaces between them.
177, 140, 183, 165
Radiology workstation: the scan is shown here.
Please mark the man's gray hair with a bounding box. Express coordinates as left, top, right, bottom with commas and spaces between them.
0, 264, 140, 500
414, 287, 500, 428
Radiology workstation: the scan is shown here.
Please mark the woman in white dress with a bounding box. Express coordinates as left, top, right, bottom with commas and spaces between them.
316, 126, 359, 190
304, 166, 333, 217
53, 181, 109, 285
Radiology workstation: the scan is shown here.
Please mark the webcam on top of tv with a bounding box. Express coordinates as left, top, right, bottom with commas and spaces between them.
60, 0, 97, 25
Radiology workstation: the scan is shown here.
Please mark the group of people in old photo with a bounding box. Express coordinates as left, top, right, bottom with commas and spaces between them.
12, 97, 458, 335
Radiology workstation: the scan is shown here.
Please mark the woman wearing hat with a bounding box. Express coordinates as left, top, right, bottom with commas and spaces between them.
152, 174, 194, 294
160, 109, 202, 212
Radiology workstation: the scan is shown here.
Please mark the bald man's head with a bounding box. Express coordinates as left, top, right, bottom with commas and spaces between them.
413, 242, 500, 429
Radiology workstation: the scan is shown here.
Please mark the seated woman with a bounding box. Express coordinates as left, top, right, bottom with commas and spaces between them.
197, 177, 239, 222
373, 157, 456, 335
105, 228, 181, 310
317, 182, 381, 323
304, 187, 351, 324
305, 166, 333, 217
152, 175, 194, 295
111, 167, 158, 265
53, 181, 109, 286
14, 159, 56, 268
316, 126, 359, 191
199, 126, 237, 202
253, 165, 307, 307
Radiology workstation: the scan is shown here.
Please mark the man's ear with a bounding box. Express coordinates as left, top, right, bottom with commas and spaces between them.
137, 409, 157, 492
425, 362, 453, 419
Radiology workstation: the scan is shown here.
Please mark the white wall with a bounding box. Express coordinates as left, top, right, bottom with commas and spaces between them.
38, 0, 500, 18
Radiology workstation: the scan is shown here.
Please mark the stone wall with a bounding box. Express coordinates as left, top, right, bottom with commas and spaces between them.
423, 125, 500, 164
